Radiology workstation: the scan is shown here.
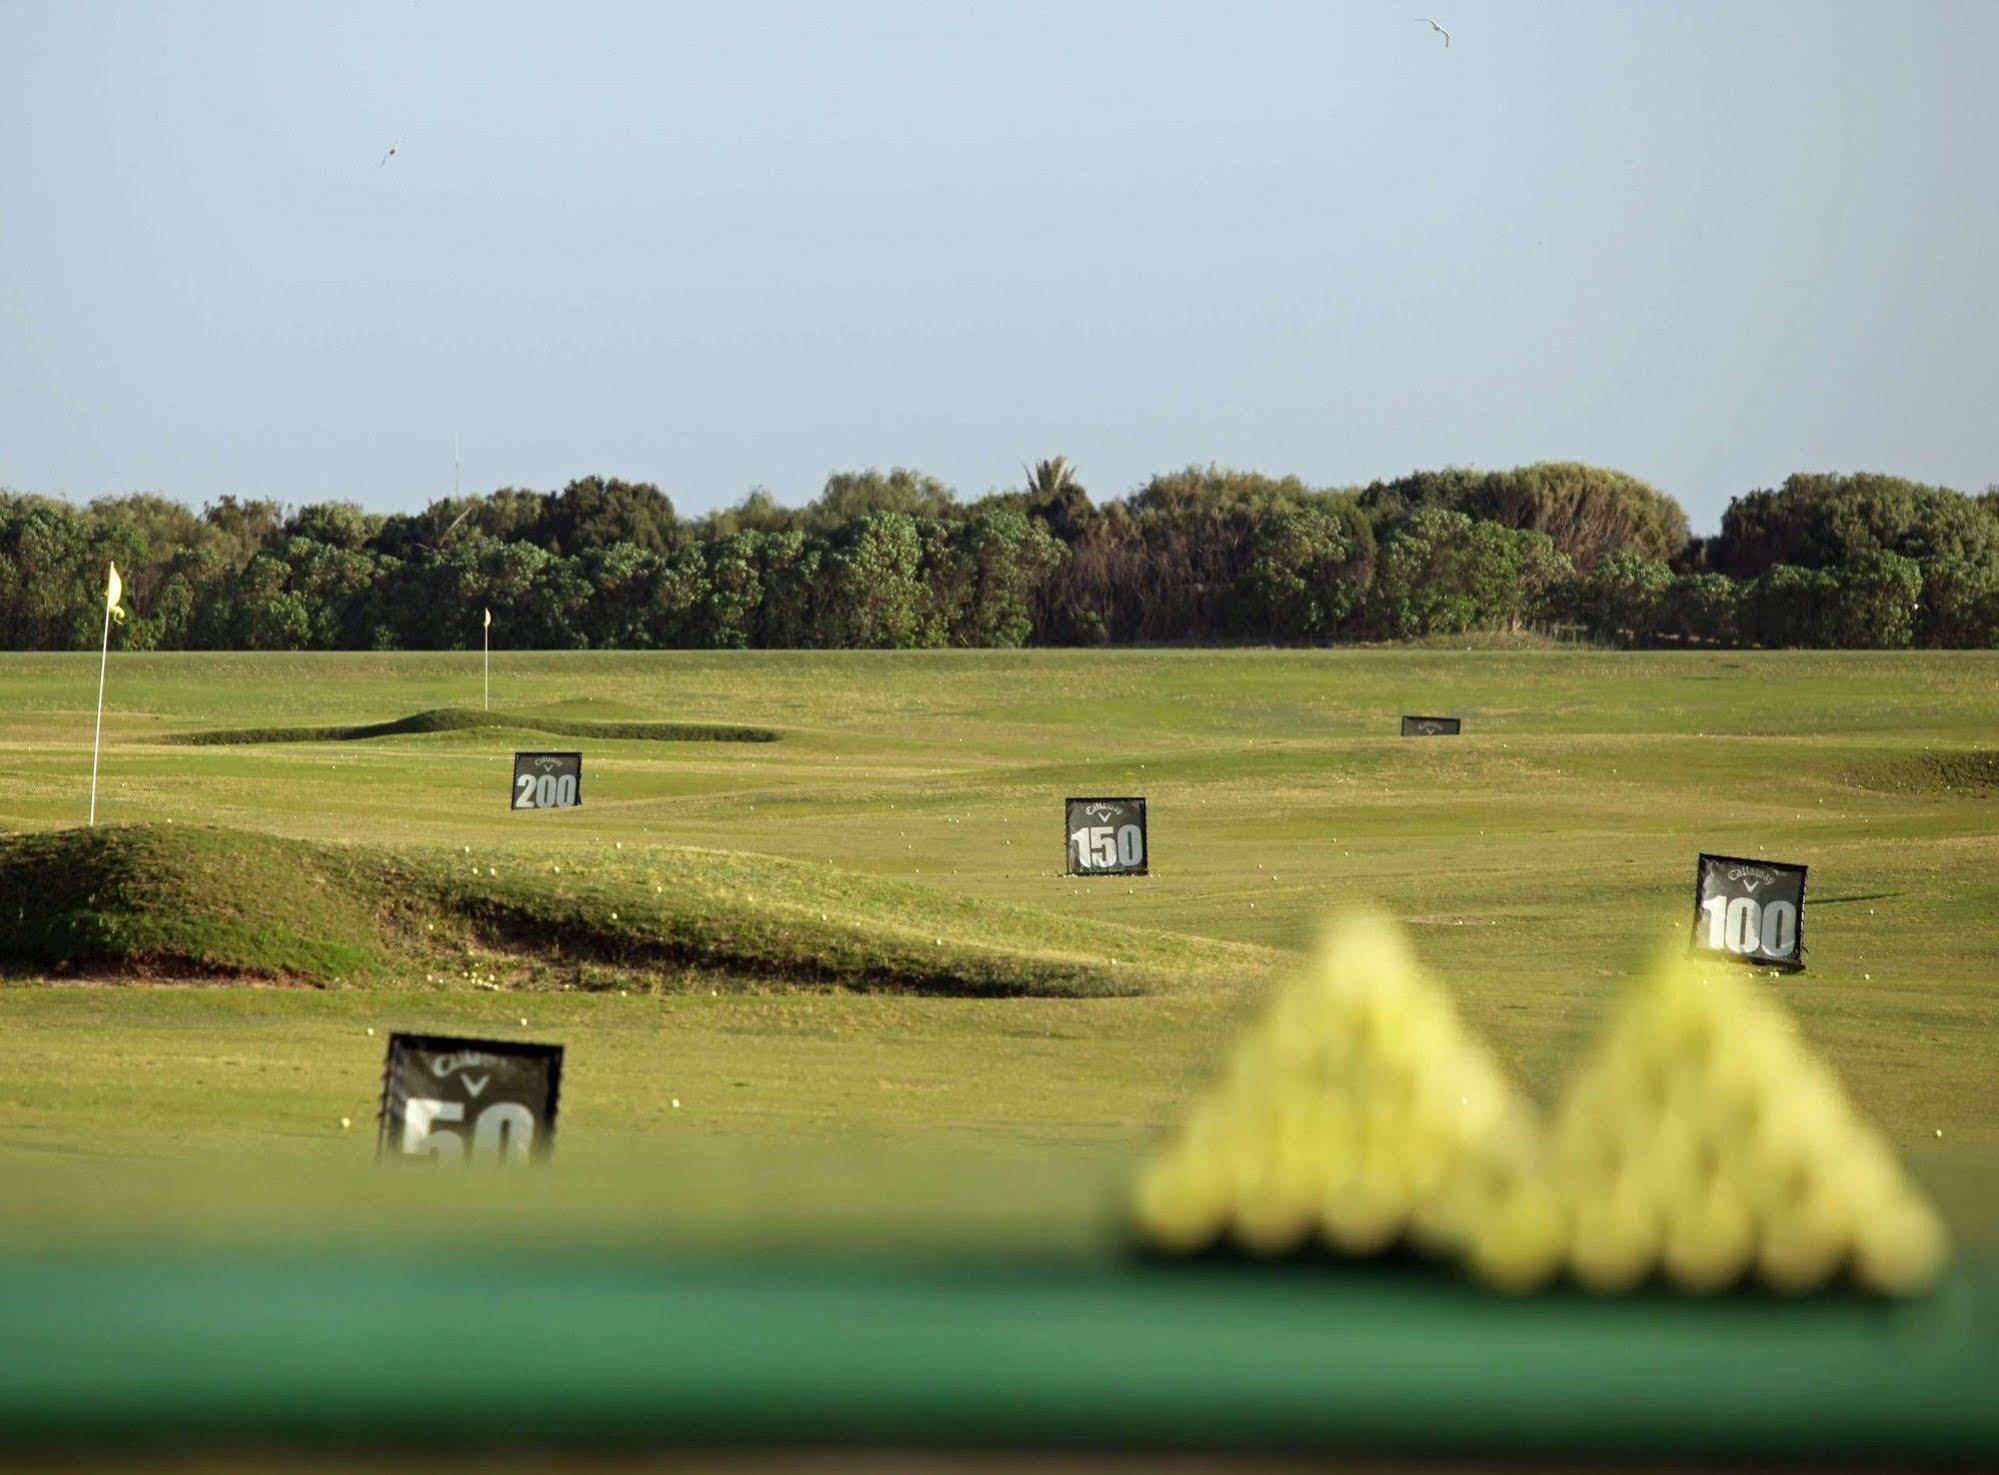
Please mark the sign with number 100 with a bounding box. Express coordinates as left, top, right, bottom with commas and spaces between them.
1067, 797, 1147, 877
377, 1033, 564, 1164
512, 751, 582, 811
1691, 853, 1807, 971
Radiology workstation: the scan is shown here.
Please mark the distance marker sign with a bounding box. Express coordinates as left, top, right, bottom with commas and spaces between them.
1401, 716, 1462, 737
512, 751, 582, 811
1067, 797, 1147, 877
377, 1033, 563, 1164
1691, 853, 1807, 971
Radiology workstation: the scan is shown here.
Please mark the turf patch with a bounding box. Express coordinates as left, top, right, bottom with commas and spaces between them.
1846, 749, 1999, 798
166, 707, 777, 745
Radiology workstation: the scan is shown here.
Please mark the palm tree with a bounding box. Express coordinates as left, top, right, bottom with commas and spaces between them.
1023, 456, 1079, 501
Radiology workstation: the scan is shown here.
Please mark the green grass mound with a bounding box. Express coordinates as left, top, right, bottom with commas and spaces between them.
0, 825, 1246, 998
1847, 749, 1999, 798
0, 825, 386, 982
168, 708, 777, 746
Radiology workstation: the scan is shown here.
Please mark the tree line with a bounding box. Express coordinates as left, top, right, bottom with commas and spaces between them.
4, 461, 1997, 651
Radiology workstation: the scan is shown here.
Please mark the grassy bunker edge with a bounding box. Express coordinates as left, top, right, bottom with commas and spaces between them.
0, 823, 1217, 999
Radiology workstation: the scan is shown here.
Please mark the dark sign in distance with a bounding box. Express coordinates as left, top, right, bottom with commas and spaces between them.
1066, 796, 1148, 877
1400, 716, 1463, 737
512, 751, 582, 811
376, 1032, 564, 1163
1691, 853, 1807, 971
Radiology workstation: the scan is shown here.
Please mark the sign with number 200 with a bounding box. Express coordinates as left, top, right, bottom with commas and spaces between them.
512, 751, 582, 811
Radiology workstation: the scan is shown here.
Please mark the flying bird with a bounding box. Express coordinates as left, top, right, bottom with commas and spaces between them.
379, 143, 399, 168
1416, 17, 1450, 46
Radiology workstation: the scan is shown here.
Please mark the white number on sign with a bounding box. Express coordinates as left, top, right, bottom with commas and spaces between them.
402, 1097, 465, 1161
403, 1097, 537, 1162
1071, 826, 1113, 868
515, 772, 578, 809
471, 1101, 535, 1162
1069, 823, 1143, 870
1699, 895, 1797, 959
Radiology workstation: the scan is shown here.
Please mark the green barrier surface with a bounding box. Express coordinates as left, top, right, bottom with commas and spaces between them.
1, 1254, 1993, 1461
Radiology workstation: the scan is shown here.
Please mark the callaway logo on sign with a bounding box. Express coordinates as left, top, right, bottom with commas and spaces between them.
1066, 796, 1148, 877
376, 1032, 564, 1163
1691, 852, 1808, 971
512, 751, 582, 810
1400, 716, 1463, 737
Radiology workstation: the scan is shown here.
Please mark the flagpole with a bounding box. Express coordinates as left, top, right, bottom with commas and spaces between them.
88, 599, 111, 827
483, 622, 490, 712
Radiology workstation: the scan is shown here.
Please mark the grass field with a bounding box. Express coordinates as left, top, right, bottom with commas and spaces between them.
1, 647, 1996, 1253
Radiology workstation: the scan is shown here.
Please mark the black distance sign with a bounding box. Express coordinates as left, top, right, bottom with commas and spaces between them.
377, 1033, 563, 1163
1401, 716, 1462, 737
512, 751, 582, 811
1067, 797, 1148, 877
1691, 853, 1808, 971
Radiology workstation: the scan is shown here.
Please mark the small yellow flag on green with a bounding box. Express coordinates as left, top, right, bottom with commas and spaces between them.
106, 563, 127, 622
483, 607, 492, 629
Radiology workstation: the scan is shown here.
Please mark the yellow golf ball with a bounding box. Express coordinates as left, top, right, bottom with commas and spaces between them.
1852, 1193, 1949, 1298
1468, 1180, 1567, 1294
1568, 1174, 1663, 1294
1663, 1179, 1756, 1294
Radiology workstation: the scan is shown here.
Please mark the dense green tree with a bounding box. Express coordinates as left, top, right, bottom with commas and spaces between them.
751, 530, 825, 647
700, 533, 766, 649
0, 496, 100, 649
576, 543, 662, 648
1574, 552, 1675, 645
822, 512, 930, 647
1360, 462, 1688, 567
1709, 472, 1998, 578
7, 461, 1999, 652
540, 476, 678, 555
944, 507, 1066, 647
1366, 509, 1570, 637
200, 496, 286, 566
1229, 501, 1366, 640
1662, 572, 1741, 645
806, 468, 957, 532
1741, 565, 1839, 648
1822, 551, 1922, 649
282, 501, 380, 552
1916, 555, 1999, 647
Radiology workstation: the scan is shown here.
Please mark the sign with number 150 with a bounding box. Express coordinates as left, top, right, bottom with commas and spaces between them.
1066, 797, 1148, 877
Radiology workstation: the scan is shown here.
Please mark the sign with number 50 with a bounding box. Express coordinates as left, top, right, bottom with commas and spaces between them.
377, 1033, 564, 1164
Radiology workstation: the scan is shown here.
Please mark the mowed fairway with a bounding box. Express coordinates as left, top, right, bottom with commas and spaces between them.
1, 648, 1995, 1250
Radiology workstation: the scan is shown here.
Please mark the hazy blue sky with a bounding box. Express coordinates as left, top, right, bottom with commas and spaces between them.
3, 1, 1994, 530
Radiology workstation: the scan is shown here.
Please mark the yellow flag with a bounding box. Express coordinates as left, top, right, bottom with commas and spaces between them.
483, 608, 492, 630
106, 563, 127, 623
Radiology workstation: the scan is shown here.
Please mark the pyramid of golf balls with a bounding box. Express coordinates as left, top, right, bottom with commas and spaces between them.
1132, 910, 1539, 1262
1135, 916, 1949, 1299
1476, 946, 1949, 1297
